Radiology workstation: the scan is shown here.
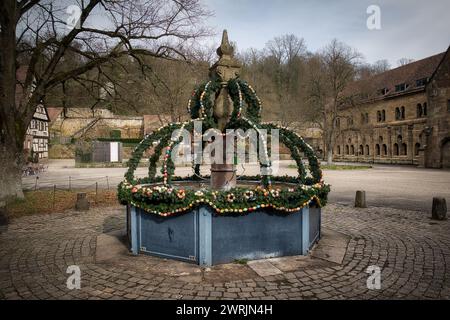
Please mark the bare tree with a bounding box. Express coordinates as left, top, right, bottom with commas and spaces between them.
0, 0, 212, 200
397, 57, 414, 67
306, 39, 361, 164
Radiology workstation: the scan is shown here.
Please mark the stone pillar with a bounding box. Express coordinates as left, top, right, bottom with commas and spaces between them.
408, 125, 414, 164
432, 197, 447, 220
355, 191, 367, 208
211, 137, 236, 190
209, 30, 241, 190
75, 192, 90, 211
387, 126, 392, 161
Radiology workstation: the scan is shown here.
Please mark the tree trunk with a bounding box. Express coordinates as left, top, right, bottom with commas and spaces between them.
327, 149, 333, 165
0, 0, 24, 201
0, 141, 25, 200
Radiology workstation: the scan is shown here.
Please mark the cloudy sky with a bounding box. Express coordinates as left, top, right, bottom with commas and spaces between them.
203, 0, 450, 66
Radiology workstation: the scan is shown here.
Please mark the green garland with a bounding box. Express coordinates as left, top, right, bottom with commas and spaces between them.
119, 75, 330, 216
118, 178, 330, 216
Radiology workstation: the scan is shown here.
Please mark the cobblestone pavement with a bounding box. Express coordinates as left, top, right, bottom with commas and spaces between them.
1, 204, 449, 300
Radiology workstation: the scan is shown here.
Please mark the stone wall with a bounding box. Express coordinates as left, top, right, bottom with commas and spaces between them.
334, 91, 428, 165
425, 50, 450, 168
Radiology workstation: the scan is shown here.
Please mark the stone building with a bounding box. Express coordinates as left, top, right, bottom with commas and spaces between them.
334, 46, 450, 168
48, 108, 144, 140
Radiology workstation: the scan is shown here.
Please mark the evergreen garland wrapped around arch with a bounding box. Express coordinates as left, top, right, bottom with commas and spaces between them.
118, 77, 330, 216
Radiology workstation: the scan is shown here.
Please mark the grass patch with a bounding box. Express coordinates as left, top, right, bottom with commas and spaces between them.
288, 164, 372, 170
234, 258, 249, 265
5, 189, 119, 219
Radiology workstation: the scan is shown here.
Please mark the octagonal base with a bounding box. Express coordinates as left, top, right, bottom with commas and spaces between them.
127, 205, 320, 266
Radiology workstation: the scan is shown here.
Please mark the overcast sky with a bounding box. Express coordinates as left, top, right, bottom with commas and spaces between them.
203, 0, 450, 66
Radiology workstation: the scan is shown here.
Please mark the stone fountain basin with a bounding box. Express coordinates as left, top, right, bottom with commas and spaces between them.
126, 180, 321, 266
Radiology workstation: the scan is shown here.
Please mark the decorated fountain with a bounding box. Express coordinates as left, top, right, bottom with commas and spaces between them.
118, 30, 330, 266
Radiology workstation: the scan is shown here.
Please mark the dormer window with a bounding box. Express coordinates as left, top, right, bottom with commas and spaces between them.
416, 78, 428, 87
395, 83, 408, 92
378, 88, 389, 95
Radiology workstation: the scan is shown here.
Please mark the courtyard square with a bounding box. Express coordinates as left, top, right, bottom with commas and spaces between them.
1, 203, 449, 300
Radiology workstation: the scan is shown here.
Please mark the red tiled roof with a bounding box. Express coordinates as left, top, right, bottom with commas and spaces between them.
46, 107, 64, 122
344, 51, 447, 103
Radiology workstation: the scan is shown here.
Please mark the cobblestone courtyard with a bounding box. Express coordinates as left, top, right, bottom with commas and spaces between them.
1, 203, 449, 300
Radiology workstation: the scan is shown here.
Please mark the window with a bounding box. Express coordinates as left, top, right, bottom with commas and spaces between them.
395, 83, 407, 92
347, 117, 353, 126
376, 144, 380, 156
365, 145, 370, 156
417, 103, 423, 118
416, 78, 428, 87
359, 145, 364, 155
345, 145, 349, 155
423, 103, 427, 116
378, 88, 389, 95
377, 111, 385, 122
337, 146, 341, 155
350, 145, 355, 155
396, 107, 405, 120
401, 143, 407, 155
415, 143, 421, 156
394, 143, 399, 156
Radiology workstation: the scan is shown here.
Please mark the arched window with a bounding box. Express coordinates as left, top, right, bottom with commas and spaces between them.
397, 135, 403, 143
401, 143, 407, 155
382, 144, 387, 156
394, 143, 399, 156
359, 145, 364, 155
350, 145, 355, 155
423, 102, 427, 116
401, 106, 405, 119
365, 145, 370, 155
415, 143, 420, 156
417, 103, 422, 118
376, 144, 380, 156
382, 110, 386, 122
346, 145, 349, 155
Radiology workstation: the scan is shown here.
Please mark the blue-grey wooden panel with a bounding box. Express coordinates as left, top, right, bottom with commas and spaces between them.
211, 209, 303, 265
309, 207, 321, 246
137, 208, 198, 263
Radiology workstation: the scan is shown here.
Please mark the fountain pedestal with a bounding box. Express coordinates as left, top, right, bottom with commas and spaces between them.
129, 204, 321, 266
